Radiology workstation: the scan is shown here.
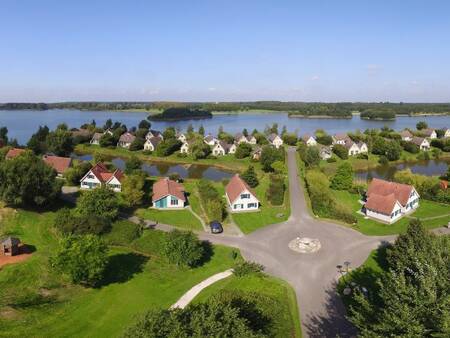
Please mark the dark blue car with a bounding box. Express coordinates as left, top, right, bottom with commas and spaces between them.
209, 221, 223, 234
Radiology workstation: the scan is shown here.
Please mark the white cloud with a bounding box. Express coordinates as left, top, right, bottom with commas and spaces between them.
207, 87, 216, 92
366, 64, 383, 76
310, 75, 320, 81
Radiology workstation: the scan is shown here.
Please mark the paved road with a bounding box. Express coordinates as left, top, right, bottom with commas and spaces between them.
199, 147, 395, 337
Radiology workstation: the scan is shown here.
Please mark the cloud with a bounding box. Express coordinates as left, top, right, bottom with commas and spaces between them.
207, 87, 216, 92
310, 75, 320, 81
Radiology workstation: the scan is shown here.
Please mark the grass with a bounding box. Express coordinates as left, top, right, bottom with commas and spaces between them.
330, 190, 450, 235
193, 273, 302, 338
75, 143, 250, 172
0, 208, 241, 338
232, 172, 290, 234
135, 207, 203, 231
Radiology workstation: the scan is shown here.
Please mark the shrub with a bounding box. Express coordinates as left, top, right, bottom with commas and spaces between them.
103, 220, 142, 246
241, 165, 259, 188
76, 186, 119, 222
401, 141, 420, 154
54, 208, 111, 235
330, 162, 354, 191
234, 143, 252, 159
260, 145, 285, 172
233, 261, 264, 277
332, 144, 348, 159
379, 155, 389, 165
156, 139, 182, 157
163, 230, 204, 268
197, 179, 226, 221
266, 174, 285, 206
64, 161, 92, 186
124, 156, 142, 174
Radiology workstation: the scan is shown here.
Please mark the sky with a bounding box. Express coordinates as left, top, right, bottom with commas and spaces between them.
1, 0, 450, 103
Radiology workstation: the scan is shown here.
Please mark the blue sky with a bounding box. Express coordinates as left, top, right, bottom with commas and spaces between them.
1, 0, 450, 102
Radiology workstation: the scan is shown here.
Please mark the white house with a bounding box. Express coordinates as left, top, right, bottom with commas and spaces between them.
443, 128, 450, 138
364, 178, 419, 223
180, 140, 194, 154
422, 128, 437, 139
400, 130, 413, 142
80, 163, 124, 192
411, 136, 430, 151
344, 141, 368, 156
226, 174, 260, 212
117, 132, 136, 149
176, 132, 187, 143
90, 132, 103, 145
318, 145, 332, 160
152, 178, 186, 209
301, 134, 317, 147
235, 133, 257, 145
204, 134, 218, 146
268, 134, 283, 148
146, 130, 163, 140
332, 133, 352, 145
144, 136, 162, 151
212, 141, 237, 156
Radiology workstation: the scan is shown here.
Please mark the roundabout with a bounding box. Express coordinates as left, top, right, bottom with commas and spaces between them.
288, 237, 321, 253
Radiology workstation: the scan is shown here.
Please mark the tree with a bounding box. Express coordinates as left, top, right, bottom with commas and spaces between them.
416, 121, 428, 130
125, 156, 142, 174
121, 173, 146, 207
47, 128, 74, 156
99, 133, 116, 148
241, 166, 259, 188
385, 140, 402, 161
76, 186, 119, 222
156, 139, 182, 157
260, 145, 284, 172
162, 127, 176, 140
332, 144, 348, 160
191, 141, 211, 160
282, 132, 298, 145
270, 160, 285, 174
0, 126, 8, 145
54, 208, 111, 235
0, 152, 60, 206
242, 128, 248, 136
304, 146, 321, 167
347, 220, 450, 336
234, 143, 252, 159
371, 136, 387, 155
103, 118, 113, 130
138, 120, 151, 130
163, 230, 204, 267
330, 162, 353, 190
27, 125, 49, 154
51, 234, 108, 286
64, 161, 91, 186
198, 125, 205, 136
129, 137, 145, 151
266, 174, 285, 205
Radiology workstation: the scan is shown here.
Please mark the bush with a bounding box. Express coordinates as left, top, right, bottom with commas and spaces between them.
401, 141, 420, 154
234, 143, 252, 159
233, 261, 264, 277
332, 144, 348, 159
54, 208, 111, 235
163, 230, 205, 268
379, 155, 389, 165
241, 165, 259, 188
330, 162, 354, 191
103, 220, 142, 246
76, 186, 119, 222
125, 156, 142, 174
64, 161, 92, 186
155, 139, 182, 157
129, 137, 145, 151
197, 179, 226, 221
266, 174, 285, 206
260, 145, 285, 172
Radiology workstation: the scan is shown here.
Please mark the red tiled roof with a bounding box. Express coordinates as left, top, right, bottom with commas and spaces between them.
226, 174, 257, 204
367, 178, 414, 207
440, 180, 448, 190
5, 148, 26, 159
152, 178, 185, 202
365, 193, 399, 215
87, 163, 124, 184
42, 155, 72, 174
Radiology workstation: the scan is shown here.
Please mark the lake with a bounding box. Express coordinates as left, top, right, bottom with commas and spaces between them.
1, 109, 450, 145
71, 154, 233, 181
355, 159, 450, 181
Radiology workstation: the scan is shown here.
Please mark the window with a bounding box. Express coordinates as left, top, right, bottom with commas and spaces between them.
171, 197, 178, 206
87, 174, 94, 179
247, 203, 257, 208
241, 193, 250, 199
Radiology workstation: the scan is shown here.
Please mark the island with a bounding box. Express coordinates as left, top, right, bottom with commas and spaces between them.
148, 107, 213, 121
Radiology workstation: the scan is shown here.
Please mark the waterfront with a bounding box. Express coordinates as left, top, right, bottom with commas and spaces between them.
1, 109, 450, 144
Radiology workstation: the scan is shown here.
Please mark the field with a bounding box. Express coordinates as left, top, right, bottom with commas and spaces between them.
135, 207, 203, 231
0, 209, 242, 337
330, 190, 450, 235
194, 273, 302, 337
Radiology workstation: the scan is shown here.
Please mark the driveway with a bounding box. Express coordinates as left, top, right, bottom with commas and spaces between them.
199, 147, 395, 337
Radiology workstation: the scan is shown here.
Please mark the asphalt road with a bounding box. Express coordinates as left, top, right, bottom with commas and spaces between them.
199, 147, 395, 337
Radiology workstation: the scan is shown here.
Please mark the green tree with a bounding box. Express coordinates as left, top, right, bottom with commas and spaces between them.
138, 120, 151, 130
304, 146, 321, 167
27, 125, 50, 154
198, 125, 205, 136
330, 162, 354, 190
260, 145, 285, 172
47, 128, 74, 156
125, 156, 142, 174
416, 121, 428, 130
163, 230, 204, 267
234, 143, 252, 159
51, 234, 108, 286
54, 208, 110, 235
241, 165, 259, 188
64, 161, 92, 186
0, 152, 60, 206
0, 126, 8, 145
76, 186, 119, 222
121, 173, 146, 207
99, 133, 117, 147
332, 144, 348, 159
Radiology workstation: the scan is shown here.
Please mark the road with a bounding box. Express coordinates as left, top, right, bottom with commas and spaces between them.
199, 147, 395, 337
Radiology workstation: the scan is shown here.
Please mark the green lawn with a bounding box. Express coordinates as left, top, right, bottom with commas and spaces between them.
135, 207, 203, 231
0, 209, 240, 338
75, 143, 250, 172
331, 190, 450, 235
232, 173, 290, 234
194, 274, 302, 338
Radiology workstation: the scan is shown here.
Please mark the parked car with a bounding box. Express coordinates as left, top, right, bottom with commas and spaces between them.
209, 221, 223, 234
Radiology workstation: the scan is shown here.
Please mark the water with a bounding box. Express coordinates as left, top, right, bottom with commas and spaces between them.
71, 154, 233, 181
355, 159, 450, 181
1, 109, 450, 145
